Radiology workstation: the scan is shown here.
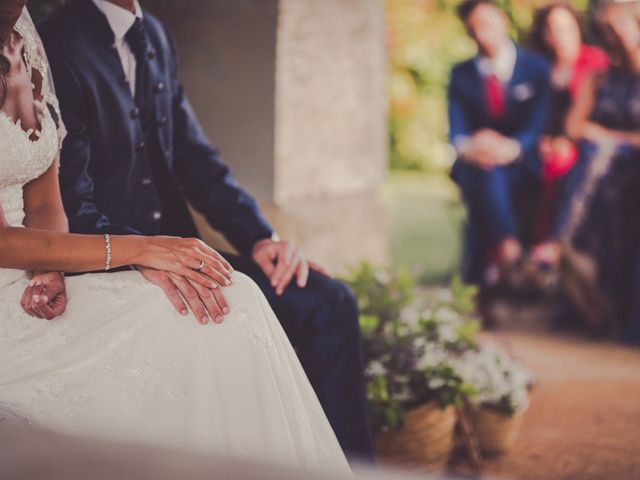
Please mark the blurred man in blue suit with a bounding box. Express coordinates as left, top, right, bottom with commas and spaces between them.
448, 0, 551, 284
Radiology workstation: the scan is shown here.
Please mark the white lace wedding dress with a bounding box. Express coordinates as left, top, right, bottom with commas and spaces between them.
0, 9, 350, 475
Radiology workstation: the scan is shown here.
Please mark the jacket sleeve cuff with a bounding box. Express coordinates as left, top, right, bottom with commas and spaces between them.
222, 217, 275, 257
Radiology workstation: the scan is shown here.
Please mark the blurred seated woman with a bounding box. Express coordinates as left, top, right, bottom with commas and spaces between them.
528, 2, 608, 249
543, 0, 640, 338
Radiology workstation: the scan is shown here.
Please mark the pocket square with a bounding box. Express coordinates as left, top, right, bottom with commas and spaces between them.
512, 82, 535, 101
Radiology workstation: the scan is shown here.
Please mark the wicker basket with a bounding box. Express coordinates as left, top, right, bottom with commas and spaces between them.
375, 402, 457, 469
469, 404, 528, 455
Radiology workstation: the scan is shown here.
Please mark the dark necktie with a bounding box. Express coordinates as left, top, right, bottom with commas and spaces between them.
125, 18, 148, 64
124, 18, 151, 105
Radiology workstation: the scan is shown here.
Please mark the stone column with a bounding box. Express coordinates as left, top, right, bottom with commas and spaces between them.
145, 0, 388, 272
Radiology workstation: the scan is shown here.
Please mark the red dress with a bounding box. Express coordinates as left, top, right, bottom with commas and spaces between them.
536, 45, 609, 240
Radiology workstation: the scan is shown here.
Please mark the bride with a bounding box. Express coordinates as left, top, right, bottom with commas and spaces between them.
0, 4, 350, 474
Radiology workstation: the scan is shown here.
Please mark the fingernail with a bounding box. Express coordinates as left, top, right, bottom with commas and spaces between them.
33, 295, 40, 302
215, 316, 224, 324
42, 296, 49, 303
35, 280, 42, 286
224, 279, 231, 286
201, 316, 208, 324
211, 282, 218, 289
181, 309, 188, 315
28, 280, 35, 287
222, 307, 229, 314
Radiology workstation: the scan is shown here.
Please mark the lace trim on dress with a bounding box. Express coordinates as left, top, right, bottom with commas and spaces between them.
14, 10, 65, 147
0, 10, 61, 227
0, 113, 42, 141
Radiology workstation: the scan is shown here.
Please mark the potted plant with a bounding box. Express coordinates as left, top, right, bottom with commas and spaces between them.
452, 342, 533, 455
346, 265, 479, 468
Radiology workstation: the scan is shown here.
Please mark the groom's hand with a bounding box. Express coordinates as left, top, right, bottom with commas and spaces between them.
136, 266, 229, 325
252, 238, 330, 296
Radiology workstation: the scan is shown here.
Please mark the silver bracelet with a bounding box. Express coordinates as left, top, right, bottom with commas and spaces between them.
104, 233, 112, 271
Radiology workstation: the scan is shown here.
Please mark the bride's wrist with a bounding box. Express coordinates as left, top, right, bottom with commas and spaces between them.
113, 235, 149, 268
30, 271, 64, 279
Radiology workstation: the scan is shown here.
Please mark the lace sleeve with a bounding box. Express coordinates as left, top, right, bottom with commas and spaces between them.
16, 7, 67, 149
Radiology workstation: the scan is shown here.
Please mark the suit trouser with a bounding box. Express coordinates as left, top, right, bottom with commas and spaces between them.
453, 162, 535, 283
226, 254, 374, 463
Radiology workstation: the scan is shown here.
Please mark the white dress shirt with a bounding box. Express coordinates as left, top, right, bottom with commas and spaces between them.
92, 0, 143, 96
475, 40, 517, 83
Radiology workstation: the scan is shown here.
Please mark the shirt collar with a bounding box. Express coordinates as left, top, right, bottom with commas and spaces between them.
475, 41, 517, 83
91, 0, 143, 41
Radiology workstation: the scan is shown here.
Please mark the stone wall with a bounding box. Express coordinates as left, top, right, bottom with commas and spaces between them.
274, 0, 387, 203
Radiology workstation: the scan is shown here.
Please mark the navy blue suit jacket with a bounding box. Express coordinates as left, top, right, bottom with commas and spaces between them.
448, 47, 551, 177
39, 0, 273, 255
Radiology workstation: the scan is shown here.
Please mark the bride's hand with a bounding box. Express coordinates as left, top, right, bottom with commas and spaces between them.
133, 236, 234, 289
20, 272, 67, 320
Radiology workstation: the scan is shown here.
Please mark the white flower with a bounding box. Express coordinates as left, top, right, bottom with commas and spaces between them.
437, 322, 458, 343
374, 270, 390, 285
417, 343, 449, 370
451, 342, 532, 413
413, 336, 427, 351
434, 306, 463, 326
367, 360, 387, 377
399, 306, 421, 328
428, 377, 446, 389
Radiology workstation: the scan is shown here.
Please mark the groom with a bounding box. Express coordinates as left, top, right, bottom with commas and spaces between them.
38, 0, 373, 462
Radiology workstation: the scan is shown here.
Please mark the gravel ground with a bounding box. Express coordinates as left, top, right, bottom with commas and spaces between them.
472, 331, 640, 480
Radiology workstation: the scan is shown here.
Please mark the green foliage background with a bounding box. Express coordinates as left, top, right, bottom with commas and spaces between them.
386, 0, 590, 171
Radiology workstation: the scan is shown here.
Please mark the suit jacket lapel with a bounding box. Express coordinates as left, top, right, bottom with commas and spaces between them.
504, 48, 525, 119
74, 0, 137, 106
458, 60, 490, 123
73, 0, 116, 46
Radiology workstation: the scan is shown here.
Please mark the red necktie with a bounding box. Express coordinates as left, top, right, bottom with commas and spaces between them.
485, 74, 505, 119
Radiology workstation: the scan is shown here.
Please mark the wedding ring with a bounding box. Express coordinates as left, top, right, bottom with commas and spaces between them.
197, 259, 206, 272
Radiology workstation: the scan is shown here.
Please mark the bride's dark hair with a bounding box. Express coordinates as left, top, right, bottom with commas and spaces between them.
0, 34, 9, 108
